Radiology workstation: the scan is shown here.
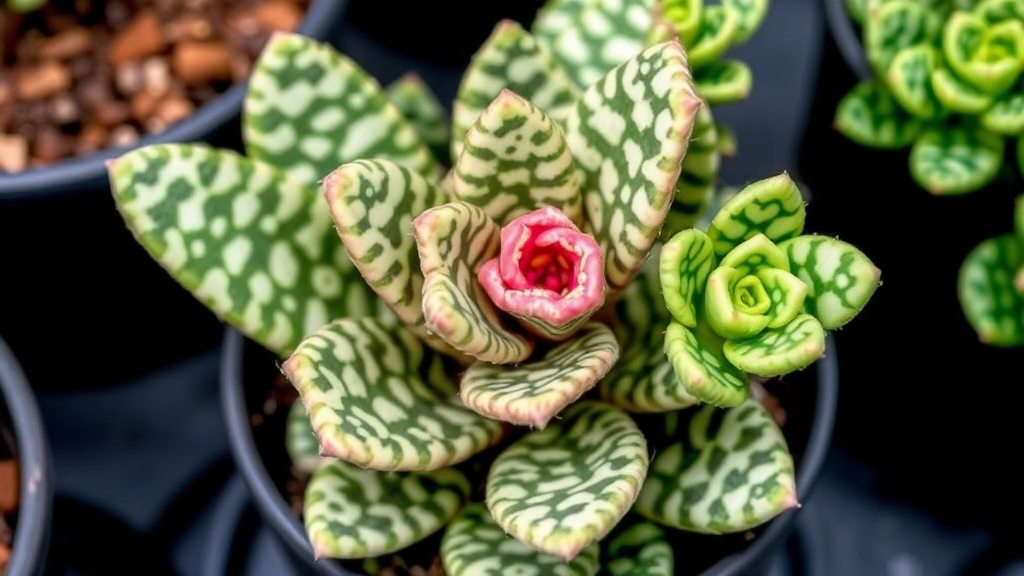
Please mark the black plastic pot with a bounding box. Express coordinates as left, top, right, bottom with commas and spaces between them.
0, 0, 349, 391
221, 328, 839, 576
0, 335, 52, 576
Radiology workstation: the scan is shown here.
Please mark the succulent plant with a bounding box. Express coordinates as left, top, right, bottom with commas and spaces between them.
108, 16, 878, 576
959, 194, 1024, 346
3, 0, 46, 13
834, 0, 1024, 195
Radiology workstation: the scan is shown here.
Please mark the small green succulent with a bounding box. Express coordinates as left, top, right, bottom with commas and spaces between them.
834, 0, 1024, 195
3, 0, 46, 12
959, 194, 1024, 346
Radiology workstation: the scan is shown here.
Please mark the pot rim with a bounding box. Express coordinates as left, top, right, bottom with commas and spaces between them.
0, 336, 53, 576
221, 328, 839, 575
0, 0, 350, 202
823, 0, 872, 81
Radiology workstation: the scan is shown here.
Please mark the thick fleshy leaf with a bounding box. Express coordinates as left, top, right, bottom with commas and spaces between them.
539, 0, 656, 90
661, 228, 717, 328
660, 0, 703, 47
243, 33, 436, 185
286, 401, 324, 474
706, 172, 806, 260
705, 267, 772, 339
323, 159, 458, 357
452, 90, 583, 226
694, 60, 753, 106
909, 127, 1005, 195
981, 81, 1024, 135
414, 202, 534, 363
460, 323, 620, 428
931, 66, 995, 115
600, 516, 673, 576
781, 235, 882, 330
864, 0, 931, 76
958, 234, 1024, 346
664, 320, 749, 407
441, 502, 601, 576
722, 313, 826, 376
715, 121, 738, 157
452, 20, 578, 162
385, 73, 450, 164
532, 0, 594, 43
885, 44, 942, 120
665, 105, 720, 237
977, 0, 1024, 23
601, 253, 701, 412
108, 143, 377, 357
304, 459, 470, 559
834, 80, 922, 149
565, 40, 702, 296
758, 268, 811, 328
688, 6, 741, 67
942, 12, 1024, 95
634, 397, 798, 534
487, 401, 649, 561
717, 233, 790, 276
722, 0, 770, 44
282, 317, 505, 471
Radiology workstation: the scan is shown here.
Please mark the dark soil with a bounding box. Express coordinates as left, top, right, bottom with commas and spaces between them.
0, 432, 17, 574
0, 0, 310, 172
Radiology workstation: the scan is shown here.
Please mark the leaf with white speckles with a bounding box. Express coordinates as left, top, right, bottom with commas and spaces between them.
600, 515, 673, 576
286, 400, 324, 474
706, 172, 806, 260
722, 314, 827, 376
283, 317, 505, 471
686, 5, 741, 67
664, 320, 749, 407
108, 143, 380, 357
665, 105, 720, 238
244, 33, 437, 185
694, 60, 752, 105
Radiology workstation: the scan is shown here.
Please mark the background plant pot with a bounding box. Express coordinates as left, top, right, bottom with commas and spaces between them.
0, 0, 349, 391
220, 326, 839, 576
797, 0, 1024, 535
0, 335, 53, 576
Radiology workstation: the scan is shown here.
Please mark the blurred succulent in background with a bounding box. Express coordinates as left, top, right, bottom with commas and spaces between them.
3, 0, 46, 13
835, 0, 1024, 195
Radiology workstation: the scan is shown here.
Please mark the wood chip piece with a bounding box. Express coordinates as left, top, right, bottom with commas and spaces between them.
256, 1, 304, 31
39, 27, 94, 60
107, 10, 169, 67
15, 62, 72, 102
171, 42, 233, 86
0, 460, 17, 513
0, 134, 29, 172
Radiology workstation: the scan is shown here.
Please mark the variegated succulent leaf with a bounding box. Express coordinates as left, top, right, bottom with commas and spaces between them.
286, 400, 325, 475
976, 0, 1024, 24
108, 143, 380, 357
931, 65, 996, 115
486, 401, 649, 561
909, 126, 1005, 195
601, 251, 701, 412
865, 0, 932, 77
664, 320, 749, 407
565, 40, 702, 298
722, 0, 771, 45
282, 317, 505, 471
441, 502, 601, 576
942, 11, 1024, 95
452, 90, 583, 226
715, 121, 738, 157
694, 60, 753, 106
661, 228, 717, 328
451, 20, 578, 163
536, 0, 656, 90
598, 515, 673, 576
705, 172, 806, 260
834, 80, 922, 149
886, 44, 943, 120
687, 5, 741, 67
385, 73, 450, 165
413, 202, 534, 364
958, 233, 1024, 346
659, 0, 703, 47
323, 159, 460, 358
304, 458, 470, 559
981, 79, 1024, 135
634, 397, 798, 534
533, 0, 595, 45
722, 313, 827, 376
780, 235, 882, 331
244, 33, 437, 186
459, 323, 620, 428
665, 105, 720, 238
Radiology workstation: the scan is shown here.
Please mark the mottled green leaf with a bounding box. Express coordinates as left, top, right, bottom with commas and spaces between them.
886, 44, 942, 119
976, 0, 1024, 23
661, 228, 717, 328
452, 20, 578, 162
538, 0, 656, 90
460, 323, 620, 428
931, 65, 995, 114
834, 80, 922, 149
286, 400, 324, 475
665, 320, 749, 407
942, 12, 1024, 95
864, 0, 931, 76
441, 502, 601, 576
717, 233, 790, 276
706, 172, 806, 260
688, 6, 741, 67
635, 397, 798, 533
108, 143, 377, 357
722, 314, 826, 376
694, 60, 753, 106
304, 458, 470, 559
452, 90, 582, 226
715, 121, 738, 157
665, 106, 720, 237
244, 33, 436, 185
565, 41, 702, 297
958, 234, 1024, 346
660, 0, 703, 47
414, 202, 534, 363
722, 0, 770, 44
844, 0, 870, 25
909, 126, 1005, 195
487, 401, 649, 561
386, 73, 450, 165
599, 516, 673, 576
324, 159, 458, 357
283, 317, 504, 471
781, 235, 882, 330
981, 80, 1024, 135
